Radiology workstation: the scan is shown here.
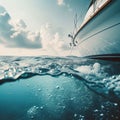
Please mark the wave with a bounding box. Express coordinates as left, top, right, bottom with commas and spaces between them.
0, 56, 120, 102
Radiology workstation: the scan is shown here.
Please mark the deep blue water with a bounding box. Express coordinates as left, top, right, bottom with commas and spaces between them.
0, 56, 120, 120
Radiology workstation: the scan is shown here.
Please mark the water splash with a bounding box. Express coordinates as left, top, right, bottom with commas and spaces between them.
0, 56, 120, 120
0, 56, 120, 100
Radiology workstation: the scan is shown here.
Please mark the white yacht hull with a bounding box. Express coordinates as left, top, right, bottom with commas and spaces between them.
74, 0, 120, 59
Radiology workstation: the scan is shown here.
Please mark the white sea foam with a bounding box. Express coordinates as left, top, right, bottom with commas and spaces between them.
76, 63, 101, 74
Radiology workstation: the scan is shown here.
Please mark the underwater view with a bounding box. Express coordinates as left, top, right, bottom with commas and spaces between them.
0, 56, 120, 120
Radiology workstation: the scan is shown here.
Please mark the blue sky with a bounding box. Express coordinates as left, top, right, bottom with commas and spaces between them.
0, 0, 89, 56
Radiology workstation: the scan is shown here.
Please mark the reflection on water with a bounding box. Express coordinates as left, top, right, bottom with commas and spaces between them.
0, 56, 120, 120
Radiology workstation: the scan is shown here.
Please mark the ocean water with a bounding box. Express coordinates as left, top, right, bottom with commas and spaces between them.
0, 56, 120, 120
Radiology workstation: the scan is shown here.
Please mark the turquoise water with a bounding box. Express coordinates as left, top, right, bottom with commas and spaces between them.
0, 56, 120, 120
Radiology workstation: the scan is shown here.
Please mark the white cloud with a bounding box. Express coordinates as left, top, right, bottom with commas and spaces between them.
40, 23, 67, 54
57, 0, 65, 6
0, 5, 42, 49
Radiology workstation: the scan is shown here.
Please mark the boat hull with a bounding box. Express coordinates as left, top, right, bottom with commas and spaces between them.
74, 0, 120, 58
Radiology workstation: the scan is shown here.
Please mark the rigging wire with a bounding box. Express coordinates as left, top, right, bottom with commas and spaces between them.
68, 0, 91, 56
68, 8, 84, 56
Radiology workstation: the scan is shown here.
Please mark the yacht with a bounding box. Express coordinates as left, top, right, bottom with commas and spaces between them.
69, 0, 120, 60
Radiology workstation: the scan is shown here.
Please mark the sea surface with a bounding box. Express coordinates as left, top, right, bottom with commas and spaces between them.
0, 56, 120, 120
